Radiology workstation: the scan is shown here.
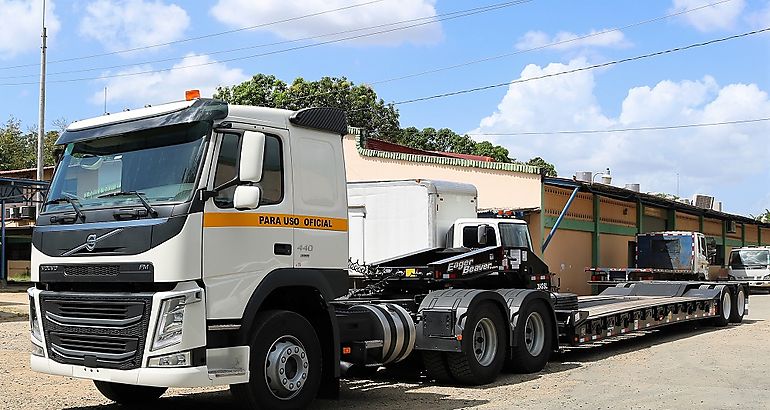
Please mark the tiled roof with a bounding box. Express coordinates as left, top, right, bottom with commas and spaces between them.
348, 127, 541, 175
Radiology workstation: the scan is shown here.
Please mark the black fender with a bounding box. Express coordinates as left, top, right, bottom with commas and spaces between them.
496, 289, 559, 351
239, 268, 348, 379
415, 289, 509, 353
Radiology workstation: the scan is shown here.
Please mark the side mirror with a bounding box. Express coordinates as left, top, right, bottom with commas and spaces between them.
477, 224, 489, 246
239, 131, 265, 183
234, 185, 262, 210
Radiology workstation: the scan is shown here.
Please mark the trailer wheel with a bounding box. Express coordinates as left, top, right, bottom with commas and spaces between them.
505, 300, 553, 374
230, 310, 322, 410
713, 289, 732, 327
421, 351, 454, 383
93, 381, 166, 405
729, 286, 746, 323
445, 302, 506, 385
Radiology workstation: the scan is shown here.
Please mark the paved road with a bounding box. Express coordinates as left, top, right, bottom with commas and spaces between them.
1, 290, 767, 409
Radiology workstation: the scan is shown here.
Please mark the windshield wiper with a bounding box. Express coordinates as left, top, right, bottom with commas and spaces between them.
44, 196, 85, 223
98, 191, 158, 217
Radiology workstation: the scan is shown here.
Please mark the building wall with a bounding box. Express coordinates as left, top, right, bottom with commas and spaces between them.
543, 229, 592, 295
343, 135, 542, 210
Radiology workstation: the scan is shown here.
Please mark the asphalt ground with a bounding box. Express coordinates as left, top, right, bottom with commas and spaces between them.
1, 288, 767, 409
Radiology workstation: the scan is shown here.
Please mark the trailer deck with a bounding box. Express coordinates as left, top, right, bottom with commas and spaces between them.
559, 281, 748, 347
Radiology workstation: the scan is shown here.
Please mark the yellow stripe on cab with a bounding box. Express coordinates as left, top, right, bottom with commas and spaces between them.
203, 212, 348, 232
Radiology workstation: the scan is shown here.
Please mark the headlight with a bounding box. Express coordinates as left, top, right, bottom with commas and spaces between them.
152, 296, 186, 351
29, 295, 41, 342
764, 275, 770, 280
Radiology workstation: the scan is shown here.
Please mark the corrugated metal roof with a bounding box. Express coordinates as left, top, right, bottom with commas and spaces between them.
348, 126, 541, 175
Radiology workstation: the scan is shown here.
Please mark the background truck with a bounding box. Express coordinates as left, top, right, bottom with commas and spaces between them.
347, 179, 477, 275
588, 231, 711, 286
728, 246, 770, 288
28, 97, 749, 410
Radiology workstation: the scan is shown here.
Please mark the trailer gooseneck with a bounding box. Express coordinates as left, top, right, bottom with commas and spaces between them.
28, 97, 749, 409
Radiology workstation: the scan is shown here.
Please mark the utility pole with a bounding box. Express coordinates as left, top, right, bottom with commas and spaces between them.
36, 0, 48, 207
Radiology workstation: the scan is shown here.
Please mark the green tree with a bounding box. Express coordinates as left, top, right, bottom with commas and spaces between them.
0, 117, 62, 171
472, 141, 511, 162
751, 209, 770, 223
0, 118, 30, 170
525, 157, 557, 176
215, 75, 400, 136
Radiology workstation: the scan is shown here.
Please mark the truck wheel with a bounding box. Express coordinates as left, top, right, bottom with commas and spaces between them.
729, 286, 746, 323
713, 289, 732, 327
93, 381, 166, 405
231, 310, 322, 410
505, 300, 553, 374
445, 302, 506, 385
421, 351, 454, 383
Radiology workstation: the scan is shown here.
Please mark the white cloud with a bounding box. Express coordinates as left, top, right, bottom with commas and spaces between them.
79, 0, 190, 52
670, 0, 745, 32
210, 0, 442, 46
515, 29, 630, 51
91, 53, 247, 108
470, 60, 770, 215
746, 2, 770, 29
0, 0, 61, 59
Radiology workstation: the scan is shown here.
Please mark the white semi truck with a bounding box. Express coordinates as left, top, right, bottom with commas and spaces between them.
29, 96, 749, 409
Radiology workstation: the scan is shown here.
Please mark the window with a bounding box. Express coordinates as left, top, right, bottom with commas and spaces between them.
213, 133, 283, 208
462, 226, 497, 248
498, 223, 530, 248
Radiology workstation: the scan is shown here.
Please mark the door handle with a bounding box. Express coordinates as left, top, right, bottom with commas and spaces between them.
274, 243, 292, 256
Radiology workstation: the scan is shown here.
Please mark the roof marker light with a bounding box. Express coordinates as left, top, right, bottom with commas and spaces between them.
185, 89, 201, 101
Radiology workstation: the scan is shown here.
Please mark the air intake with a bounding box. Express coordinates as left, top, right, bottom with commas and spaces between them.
624, 183, 640, 192
575, 172, 592, 183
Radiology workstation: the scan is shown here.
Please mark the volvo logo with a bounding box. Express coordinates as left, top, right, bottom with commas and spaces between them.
85, 234, 98, 252
62, 228, 124, 257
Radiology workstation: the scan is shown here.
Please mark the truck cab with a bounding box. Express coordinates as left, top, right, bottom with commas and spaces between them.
29, 97, 350, 408
447, 218, 533, 251
728, 247, 770, 287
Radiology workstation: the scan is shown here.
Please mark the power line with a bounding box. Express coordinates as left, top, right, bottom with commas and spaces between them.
291, 0, 736, 103
0, 0, 389, 71
467, 117, 770, 136
0, 0, 531, 80
369, 0, 736, 87
390, 26, 770, 106
0, 1, 532, 86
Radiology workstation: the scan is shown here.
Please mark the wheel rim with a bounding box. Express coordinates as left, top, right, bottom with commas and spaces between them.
524, 311, 546, 357
264, 335, 310, 400
473, 317, 498, 366
736, 289, 746, 317
722, 291, 732, 320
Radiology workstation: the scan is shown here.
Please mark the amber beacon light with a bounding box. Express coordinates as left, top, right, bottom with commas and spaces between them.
185, 89, 201, 101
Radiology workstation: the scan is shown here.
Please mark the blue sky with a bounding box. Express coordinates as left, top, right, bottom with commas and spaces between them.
0, 0, 768, 216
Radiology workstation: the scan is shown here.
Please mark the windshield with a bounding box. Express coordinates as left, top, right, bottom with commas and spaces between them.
729, 249, 770, 268
499, 223, 530, 248
44, 121, 209, 213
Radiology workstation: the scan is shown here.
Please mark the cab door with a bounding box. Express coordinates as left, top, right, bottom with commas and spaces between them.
202, 128, 293, 319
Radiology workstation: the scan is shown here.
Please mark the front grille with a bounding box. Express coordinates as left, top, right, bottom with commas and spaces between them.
63, 265, 120, 277
40, 293, 152, 370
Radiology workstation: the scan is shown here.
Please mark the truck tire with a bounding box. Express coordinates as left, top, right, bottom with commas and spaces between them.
505, 300, 553, 374
93, 381, 166, 405
445, 302, 506, 385
230, 310, 322, 410
729, 286, 746, 323
713, 288, 732, 327
421, 351, 454, 383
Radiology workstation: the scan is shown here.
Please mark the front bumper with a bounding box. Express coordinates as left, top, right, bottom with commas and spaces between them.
30, 349, 249, 388
28, 282, 251, 388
